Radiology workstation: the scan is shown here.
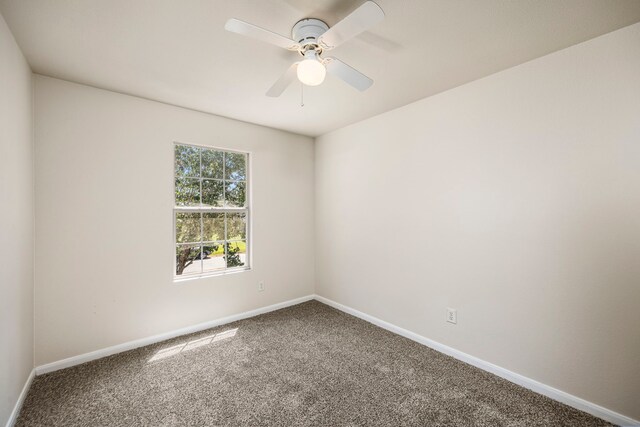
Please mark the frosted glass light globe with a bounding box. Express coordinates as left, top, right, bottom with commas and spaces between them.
297, 51, 326, 86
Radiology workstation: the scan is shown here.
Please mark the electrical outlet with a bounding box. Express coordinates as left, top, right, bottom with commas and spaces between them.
258, 281, 265, 292
446, 308, 457, 324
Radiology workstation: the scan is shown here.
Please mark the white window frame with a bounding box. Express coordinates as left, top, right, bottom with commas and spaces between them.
173, 141, 251, 281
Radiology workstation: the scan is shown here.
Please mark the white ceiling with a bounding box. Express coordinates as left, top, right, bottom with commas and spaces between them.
2, 0, 640, 137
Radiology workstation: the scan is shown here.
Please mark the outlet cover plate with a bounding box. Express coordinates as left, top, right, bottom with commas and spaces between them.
446, 308, 457, 324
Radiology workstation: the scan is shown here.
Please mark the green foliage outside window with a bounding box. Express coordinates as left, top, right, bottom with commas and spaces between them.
174, 144, 248, 276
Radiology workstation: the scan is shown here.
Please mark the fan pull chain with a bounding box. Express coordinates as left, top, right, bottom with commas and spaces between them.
300, 83, 304, 107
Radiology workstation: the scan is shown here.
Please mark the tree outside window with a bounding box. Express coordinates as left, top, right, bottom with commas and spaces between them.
174, 143, 249, 277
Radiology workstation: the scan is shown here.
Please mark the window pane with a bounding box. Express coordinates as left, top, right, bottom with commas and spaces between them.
176, 212, 201, 243
202, 243, 225, 273
225, 241, 246, 268
174, 145, 250, 278
201, 148, 224, 179
176, 244, 202, 275
226, 212, 247, 240
202, 213, 225, 242
202, 179, 224, 207
175, 145, 200, 178
175, 178, 201, 206
225, 152, 246, 181
225, 181, 246, 207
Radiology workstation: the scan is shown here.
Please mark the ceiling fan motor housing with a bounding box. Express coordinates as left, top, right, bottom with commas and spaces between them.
292, 18, 329, 49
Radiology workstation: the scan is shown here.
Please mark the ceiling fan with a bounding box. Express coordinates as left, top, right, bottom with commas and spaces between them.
224, 1, 385, 97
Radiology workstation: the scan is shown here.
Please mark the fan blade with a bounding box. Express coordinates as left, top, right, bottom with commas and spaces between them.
318, 1, 384, 49
325, 57, 373, 91
225, 18, 299, 51
266, 63, 299, 97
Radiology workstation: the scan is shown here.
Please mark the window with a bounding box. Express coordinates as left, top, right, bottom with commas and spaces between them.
174, 143, 249, 278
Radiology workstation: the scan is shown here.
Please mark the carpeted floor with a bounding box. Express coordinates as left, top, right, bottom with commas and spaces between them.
18, 300, 612, 426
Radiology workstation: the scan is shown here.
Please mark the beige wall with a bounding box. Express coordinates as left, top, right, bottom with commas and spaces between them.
315, 23, 640, 420
0, 12, 34, 426
34, 75, 315, 366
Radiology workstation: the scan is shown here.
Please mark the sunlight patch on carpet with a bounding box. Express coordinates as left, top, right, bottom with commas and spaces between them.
148, 328, 238, 362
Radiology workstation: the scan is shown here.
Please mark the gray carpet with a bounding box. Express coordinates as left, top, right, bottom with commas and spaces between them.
18, 300, 612, 426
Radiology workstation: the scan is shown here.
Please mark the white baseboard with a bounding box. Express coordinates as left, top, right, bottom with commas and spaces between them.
35, 295, 314, 375
29, 293, 638, 426
313, 294, 639, 427
5, 369, 35, 427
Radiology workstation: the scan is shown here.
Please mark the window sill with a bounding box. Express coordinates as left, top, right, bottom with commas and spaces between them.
173, 267, 251, 283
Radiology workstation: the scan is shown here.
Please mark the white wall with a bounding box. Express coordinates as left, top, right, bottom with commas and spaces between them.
34, 75, 314, 366
315, 23, 640, 420
0, 12, 34, 426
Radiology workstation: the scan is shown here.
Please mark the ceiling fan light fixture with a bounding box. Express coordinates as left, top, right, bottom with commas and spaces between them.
296, 50, 326, 86
225, 1, 384, 96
